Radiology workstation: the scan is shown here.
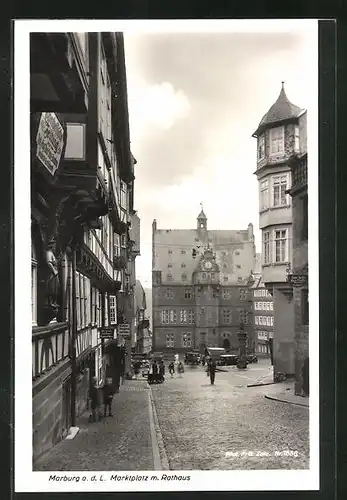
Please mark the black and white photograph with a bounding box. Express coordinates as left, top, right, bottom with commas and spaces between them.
14, 19, 319, 492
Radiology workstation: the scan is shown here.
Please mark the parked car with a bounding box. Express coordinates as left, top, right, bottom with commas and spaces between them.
219, 354, 239, 366
246, 354, 258, 364
184, 351, 201, 365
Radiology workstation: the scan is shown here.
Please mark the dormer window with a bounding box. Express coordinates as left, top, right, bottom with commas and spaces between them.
258, 134, 265, 160
270, 126, 284, 154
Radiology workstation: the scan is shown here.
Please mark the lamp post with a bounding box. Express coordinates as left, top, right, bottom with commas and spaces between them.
237, 322, 247, 370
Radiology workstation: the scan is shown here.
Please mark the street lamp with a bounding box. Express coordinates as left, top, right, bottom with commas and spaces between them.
237, 322, 247, 370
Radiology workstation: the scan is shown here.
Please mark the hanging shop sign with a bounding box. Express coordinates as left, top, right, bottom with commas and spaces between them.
36, 112, 65, 176
99, 326, 115, 339
287, 274, 308, 287
117, 323, 131, 339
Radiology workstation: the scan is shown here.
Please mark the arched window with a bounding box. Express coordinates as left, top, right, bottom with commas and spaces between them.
31, 241, 37, 325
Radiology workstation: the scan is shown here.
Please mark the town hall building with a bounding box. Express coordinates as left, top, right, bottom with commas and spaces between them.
152, 210, 256, 354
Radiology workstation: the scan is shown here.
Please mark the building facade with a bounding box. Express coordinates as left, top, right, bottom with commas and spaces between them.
152, 211, 256, 354
252, 83, 306, 381
252, 277, 274, 355
31, 32, 140, 461
287, 111, 308, 395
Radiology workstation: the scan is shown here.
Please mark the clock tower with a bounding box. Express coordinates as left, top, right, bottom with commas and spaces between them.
193, 247, 220, 352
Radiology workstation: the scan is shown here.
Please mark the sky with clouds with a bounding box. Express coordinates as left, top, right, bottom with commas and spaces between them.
123, 20, 317, 289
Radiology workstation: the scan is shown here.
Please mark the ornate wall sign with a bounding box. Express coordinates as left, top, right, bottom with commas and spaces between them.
36, 112, 65, 176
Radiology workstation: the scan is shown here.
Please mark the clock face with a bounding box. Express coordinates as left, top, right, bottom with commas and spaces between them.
204, 261, 212, 270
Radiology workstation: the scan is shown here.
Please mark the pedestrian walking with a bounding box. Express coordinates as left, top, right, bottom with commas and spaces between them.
168, 361, 175, 378
133, 360, 141, 380
177, 361, 184, 377
88, 376, 102, 422
102, 377, 114, 417
208, 358, 217, 385
159, 360, 165, 383
152, 360, 159, 383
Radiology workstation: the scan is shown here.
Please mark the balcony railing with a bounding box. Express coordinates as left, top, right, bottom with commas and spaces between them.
32, 322, 69, 381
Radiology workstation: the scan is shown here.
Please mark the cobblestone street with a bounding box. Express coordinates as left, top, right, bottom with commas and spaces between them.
34, 359, 309, 472
152, 359, 309, 470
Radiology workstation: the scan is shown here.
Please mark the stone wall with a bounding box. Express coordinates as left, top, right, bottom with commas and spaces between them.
273, 289, 295, 380
32, 359, 71, 464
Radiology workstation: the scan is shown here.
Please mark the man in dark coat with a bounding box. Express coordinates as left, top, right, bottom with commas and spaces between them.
208, 359, 217, 385
102, 377, 114, 417
152, 360, 159, 382
159, 360, 165, 382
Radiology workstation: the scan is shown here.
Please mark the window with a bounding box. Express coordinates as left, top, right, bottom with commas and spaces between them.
181, 273, 187, 281
274, 229, 288, 263
166, 333, 174, 348
31, 244, 37, 325
258, 134, 265, 159
224, 276, 229, 282
302, 289, 309, 325
266, 317, 271, 326
260, 179, 269, 210
168, 249, 172, 254
240, 310, 248, 324
301, 194, 308, 240
181, 263, 186, 268
181, 250, 186, 255
223, 289, 230, 300
91, 287, 98, 324
272, 175, 288, 206
161, 310, 170, 324
169, 310, 177, 324
76, 272, 90, 330
167, 273, 173, 281
269, 302, 273, 311
270, 126, 284, 154
187, 310, 194, 324
238, 277, 243, 283
240, 289, 247, 301
263, 231, 270, 264
184, 288, 192, 299
255, 316, 259, 325
270, 316, 274, 326
165, 288, 174, 299
76, 271, 80, 329
223, 309, 232, 324
294, 125, 300, 152
120, 182, 127, 209
258, 316, 263, 326
180, 310, 188, 324
97, 291, 102, 327
109, 295, 116, 324
202, 273, 206, 279
237, 265, 241, 269
168, 263, 172, 268
182, 332, 192, 348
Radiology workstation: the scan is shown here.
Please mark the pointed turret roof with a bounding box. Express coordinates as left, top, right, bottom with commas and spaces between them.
253, 83, 304, 137
197, 209, 207, 220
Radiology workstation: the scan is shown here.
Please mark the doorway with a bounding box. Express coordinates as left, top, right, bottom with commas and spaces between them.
223, 338, 230, 351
